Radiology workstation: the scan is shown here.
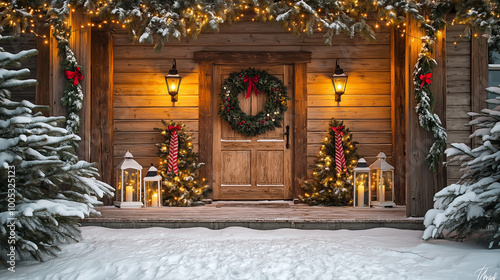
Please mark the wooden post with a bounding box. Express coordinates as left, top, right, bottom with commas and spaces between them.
49, 30, 65, 118
293, 62, 308, 199
405, 17, 447, 217
35, 23, 50, 107
391, 28, 407, 205
471, 35, 489, 148
91, 27, 114, 204
198, 61, 214, 197
69, 9, 92, 161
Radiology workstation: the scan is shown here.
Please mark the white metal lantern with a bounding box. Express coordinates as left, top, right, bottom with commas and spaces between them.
114, 151, 143, 208
353, 158, 371, 208
144, 164, 162, 207
369, 152, 395, 207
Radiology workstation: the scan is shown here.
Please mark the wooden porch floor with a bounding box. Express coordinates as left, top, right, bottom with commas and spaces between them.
83, 202, 424, 231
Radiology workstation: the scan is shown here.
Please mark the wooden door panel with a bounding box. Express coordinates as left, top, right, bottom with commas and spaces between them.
256, 150, 284, 185
214, 64, 293, 200
221, 151, 251, 185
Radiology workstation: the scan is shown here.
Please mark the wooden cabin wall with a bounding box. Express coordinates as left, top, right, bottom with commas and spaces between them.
0, 34, 37, 103
112, 20, 392, 185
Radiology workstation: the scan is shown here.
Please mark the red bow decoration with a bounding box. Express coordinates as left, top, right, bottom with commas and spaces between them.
331, 126, 347, 175
168, 125, 181, 131
331, 126, 345, 136
64, 67, 83, 86
243, 75, 260, 99
420, 73, 432, 89
167, 125, 181, 175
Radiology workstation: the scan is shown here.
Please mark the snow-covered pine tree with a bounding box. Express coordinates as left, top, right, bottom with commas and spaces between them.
423, 87, 500, 249
0, 41, 114, 266
156, 120, 209, 206
300, 118, 359, 206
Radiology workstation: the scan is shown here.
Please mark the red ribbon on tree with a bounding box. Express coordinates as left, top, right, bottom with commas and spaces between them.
167, 125, 181, 176
243, 75, 260, 99
419, 73, 432, 89
64, 67, 83, 86
331, 126, 347, 175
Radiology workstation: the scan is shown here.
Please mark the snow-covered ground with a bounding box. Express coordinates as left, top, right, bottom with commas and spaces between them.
2, 227, 499, 280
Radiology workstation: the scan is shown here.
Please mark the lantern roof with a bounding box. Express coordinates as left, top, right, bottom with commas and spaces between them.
369, 152, 394, 171
116, 151, 143, 170
144, 163, 162, 181
354, 158, 370, 172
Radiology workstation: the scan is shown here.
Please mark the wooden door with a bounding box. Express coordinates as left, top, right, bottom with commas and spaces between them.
212, 64, 293, 200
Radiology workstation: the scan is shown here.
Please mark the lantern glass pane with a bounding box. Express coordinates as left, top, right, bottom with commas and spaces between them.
116, 172, 122, 202
123, 169, 140, 202
145, 181, 161, 207
371, 170, 380, 202
382, 170, 393, 202
354, 171, 370, 207
331, 76, 348, 94
166, 77, 181, 94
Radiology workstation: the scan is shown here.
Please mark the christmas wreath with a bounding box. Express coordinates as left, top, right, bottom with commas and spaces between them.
219, 68, 290, 136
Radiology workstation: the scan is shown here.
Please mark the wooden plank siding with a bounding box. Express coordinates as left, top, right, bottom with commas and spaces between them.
445, 25, 472, 186
112, 19, 393, 198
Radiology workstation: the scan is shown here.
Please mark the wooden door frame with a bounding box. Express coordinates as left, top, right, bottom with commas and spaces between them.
194, 52, 311, 200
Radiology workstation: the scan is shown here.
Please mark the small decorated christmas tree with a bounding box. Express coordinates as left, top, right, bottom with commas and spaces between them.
301, 118, 359, 206
156, 121, 209, 206
423, 87, 500, 248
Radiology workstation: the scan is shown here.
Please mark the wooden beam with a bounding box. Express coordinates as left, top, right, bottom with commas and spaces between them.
91, 27, 114, 205
35, 22, 50, 106
391, 28, 407, 206
194, 52, 312, 64
198, 61, 214, 198
433, 29, 448, 201
69, 8, 92, 161
49, 30, 65, 118
405, 18, 447, 217
294, 62, 308, 199
471, 35, 489, 147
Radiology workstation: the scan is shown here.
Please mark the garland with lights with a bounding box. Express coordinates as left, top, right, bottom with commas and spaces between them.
219, 68, 289, 137
2, 0, 500, 169
300, 118, 359, 206
155, 120, 210, 206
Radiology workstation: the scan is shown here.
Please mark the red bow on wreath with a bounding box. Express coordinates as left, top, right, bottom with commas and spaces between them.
167, 125, 181, 175
64, 67, 83, 86
331, 126, 347, 175
419, 73, 432, 89
244, 75, 260, 99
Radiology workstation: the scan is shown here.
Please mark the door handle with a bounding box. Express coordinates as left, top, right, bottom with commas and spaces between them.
283, 125, 290, 149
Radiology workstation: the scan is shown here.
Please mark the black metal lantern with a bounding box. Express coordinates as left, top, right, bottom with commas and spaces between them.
330, 58, 348, 103
165, 59, 182, 102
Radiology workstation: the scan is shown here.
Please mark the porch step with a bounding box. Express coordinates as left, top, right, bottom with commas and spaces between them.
214, 201, 291, 208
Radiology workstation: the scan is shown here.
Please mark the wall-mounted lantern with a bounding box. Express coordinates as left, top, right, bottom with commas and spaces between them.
330, 58, 348, 103
115, 151, 143, 208
165, 59, 182, 102
143, 164, 162, 207
369, 152, 395, 207
353, 158, 371, 208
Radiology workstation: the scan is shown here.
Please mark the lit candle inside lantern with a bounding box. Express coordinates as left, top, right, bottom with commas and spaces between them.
126, 186, 133, 201
152, 193, 159, 207
357, 181, 365, 207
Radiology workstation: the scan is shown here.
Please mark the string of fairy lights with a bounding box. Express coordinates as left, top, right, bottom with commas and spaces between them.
1, 0, 494, 47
